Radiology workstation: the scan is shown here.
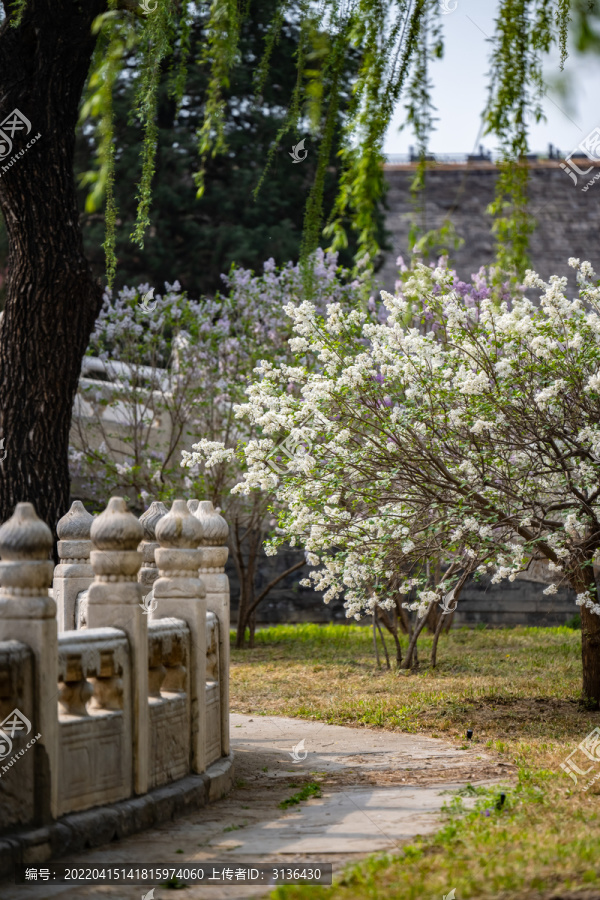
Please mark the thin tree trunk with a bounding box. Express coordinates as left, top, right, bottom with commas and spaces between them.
233, 518, 262, 647
426, 600, 443, 634
235, 584, 253, 649
248, 609, 257, 648
442, 609, 455, 633
403, 603, 431, 669
431, 568, 471, 666
431, 606, 446, 667
397, 601, 412, 636
237, 556, 305, 648
245, 558, 305, 619
377, 606, 403, 666
233, 525, 250, 649
572, 558, 600, 705
580, 603, 600, 705
0, 0, 105, 538
375, 608, 391, 669
235, 545, 305, 648
372, 612, 381, 668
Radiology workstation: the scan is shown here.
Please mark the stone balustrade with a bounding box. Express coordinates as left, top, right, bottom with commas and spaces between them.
54, 500, 94, 631
194, 500, 230, 756
139, 500, 168, 599
0, 495, 232, 871
147, 618, 190, 789
57, 626, 131, 814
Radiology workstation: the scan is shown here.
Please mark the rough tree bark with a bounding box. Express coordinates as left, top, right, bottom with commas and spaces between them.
580, 602, 600, 706
0, 0, 105, 536
571, 553, 600, 707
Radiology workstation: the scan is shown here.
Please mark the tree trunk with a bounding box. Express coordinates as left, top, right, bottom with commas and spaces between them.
442, 609, 455, 633
372, 613, 381, 668
580, 603, 600, 705
425, 558, 444, 632
377, 606, 403, 666
426, 601, 443, 634
248, 609, 257, 648
0, 0, 105, 536
375, 613, 391, 669
235, 583, 253, 649
570, 557, 600, 706
403, 603, 430, 669
395, 599, 412, 636
235, 549, 305, 648
431, 606, 446, 667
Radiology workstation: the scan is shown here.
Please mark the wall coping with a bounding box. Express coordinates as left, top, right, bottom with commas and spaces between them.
383, 160, 600, 173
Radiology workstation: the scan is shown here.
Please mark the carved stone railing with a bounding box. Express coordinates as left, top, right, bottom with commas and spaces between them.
139, 501, 168, 600
147, 618, 190, 789
205, 611, 221, 766
54, 501, 94, 632
0, 639, 35, 830
0, 494, 232, 845
194, 501, 230, 756
152, 499, 209, 772
86, 497, 149, 794
0, 503, 57, 821
57, 627, 130, 815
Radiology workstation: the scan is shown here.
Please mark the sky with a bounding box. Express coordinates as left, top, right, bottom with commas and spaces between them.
383, 0, 600, 157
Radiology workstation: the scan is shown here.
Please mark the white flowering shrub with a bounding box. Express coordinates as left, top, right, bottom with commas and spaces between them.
226, 257, 600, 694
72, 251, 370, 646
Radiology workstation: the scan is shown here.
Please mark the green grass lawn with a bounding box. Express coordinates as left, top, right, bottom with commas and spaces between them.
230, 623, 600, 900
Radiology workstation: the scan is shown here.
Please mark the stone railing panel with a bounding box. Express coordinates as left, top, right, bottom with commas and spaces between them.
147, 619, 190, 790
74, 588, 88, 629
0, 640, 35, 832
0, 494, 232, 843
0, 502, 58, 820
57, 628, 131, 816
205, 612, 221, 767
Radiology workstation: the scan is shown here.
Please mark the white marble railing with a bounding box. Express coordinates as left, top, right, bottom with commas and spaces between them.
0, 495, 230, 831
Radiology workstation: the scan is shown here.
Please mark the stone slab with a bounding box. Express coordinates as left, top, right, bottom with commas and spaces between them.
210, 783, 469, 855
229, 712, 491, 775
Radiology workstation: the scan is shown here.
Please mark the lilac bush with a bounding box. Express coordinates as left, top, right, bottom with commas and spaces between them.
221, 255, 600, 694
185, 255, 512, 662
70, 250, 370, 644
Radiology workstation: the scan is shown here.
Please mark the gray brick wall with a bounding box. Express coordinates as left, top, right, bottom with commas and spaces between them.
234, 551, 580, 629
379, 162, 600, 292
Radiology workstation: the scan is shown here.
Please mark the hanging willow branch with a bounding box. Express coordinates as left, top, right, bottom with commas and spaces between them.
6, 0, 583, 286
483, 0, 570, 279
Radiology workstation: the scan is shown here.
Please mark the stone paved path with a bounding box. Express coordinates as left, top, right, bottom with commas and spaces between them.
5, 714, 514, 900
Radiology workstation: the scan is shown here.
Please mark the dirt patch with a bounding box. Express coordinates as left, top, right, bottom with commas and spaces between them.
319, 761, 516, 788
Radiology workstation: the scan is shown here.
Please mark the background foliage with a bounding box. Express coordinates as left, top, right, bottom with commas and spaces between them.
74, 2, 388, 297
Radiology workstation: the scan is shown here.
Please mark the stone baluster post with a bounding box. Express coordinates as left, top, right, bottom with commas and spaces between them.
86, 497, 147, 794
53, 500, 94, 632
187, 499, 199, 515
153, 500, 207, 773
138, 501, 169, 600
0, 503, 58, 820
193, 501, 230, 756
